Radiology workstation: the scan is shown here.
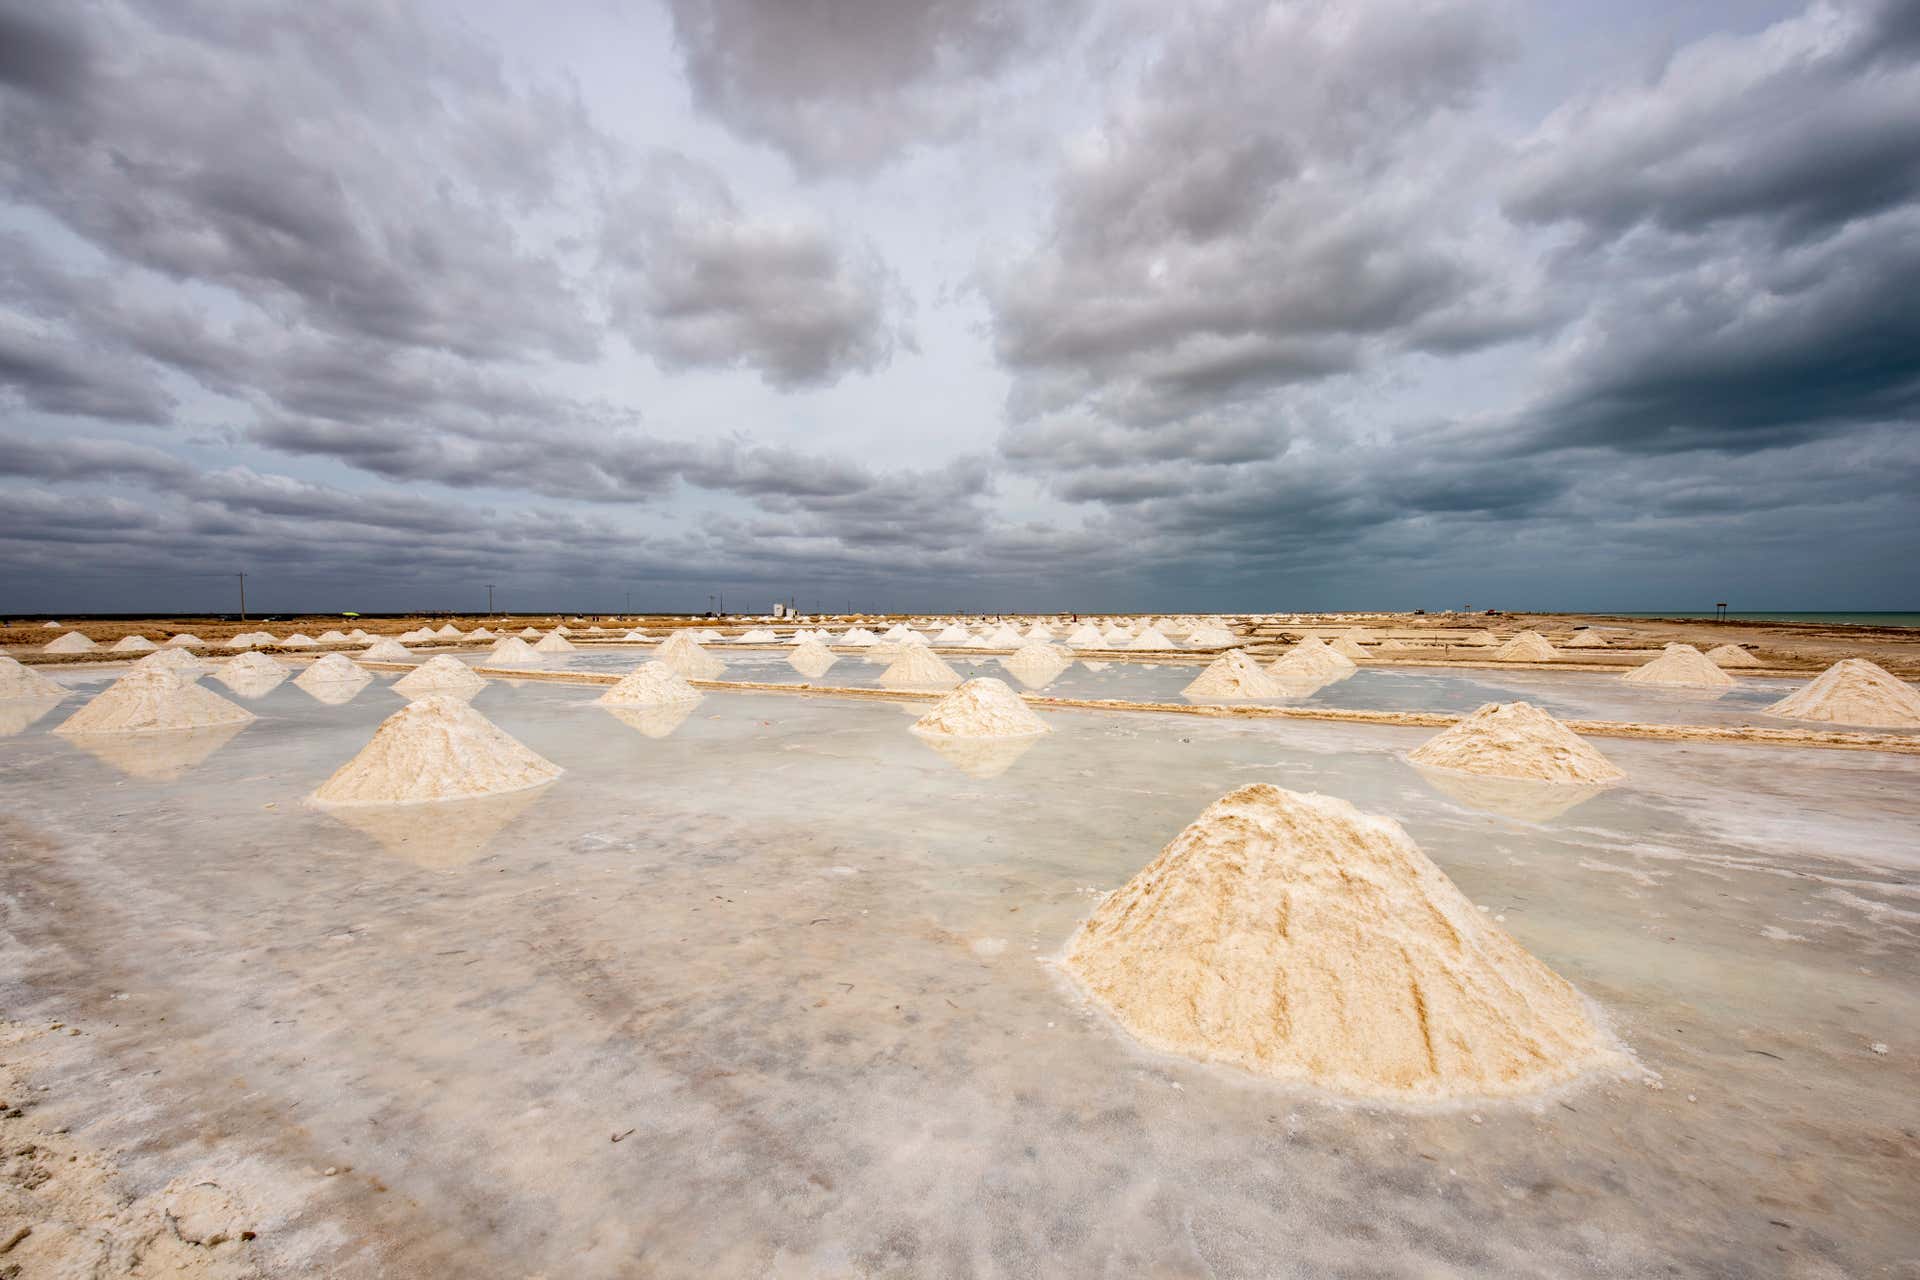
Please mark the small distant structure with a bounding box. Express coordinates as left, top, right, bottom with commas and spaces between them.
1715, 601, 1729, 620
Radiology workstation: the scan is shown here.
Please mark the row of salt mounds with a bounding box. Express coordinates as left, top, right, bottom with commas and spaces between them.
110, 634, 158, 653
45, 632, 97, 654
656, 631, 726, 679
1183, 650, 1281, 699
360, 638, 413, 662
486, 636, 542, 666
55, 667, 253, 735
215, 651, 288, 696
788, 639, 838, 679
1270, 636, 1356, 679
533, 632, 576, 654
597, 660, 703, 707
1621, 643, 1734, 688
879, 644, 963, 691
1186, 625, 1237, 648
1767, 658, 1920, 728
1563, 629, 1610, 648
1409, 702, 1624, 783
311, 695, 560, 806
1492, 631, 1557, 662
1126, 627, 1177, 650
293, 652, 371, 694
0, 655, 67, 700
911, 678, 1050, 738
1065, 624, 1107, 648
394, 654, 488, 699
1706, 643, 1762, 668
1060, 784, 1621, 1100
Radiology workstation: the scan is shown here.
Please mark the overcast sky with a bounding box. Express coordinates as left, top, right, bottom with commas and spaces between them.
2, 0, 1916, 615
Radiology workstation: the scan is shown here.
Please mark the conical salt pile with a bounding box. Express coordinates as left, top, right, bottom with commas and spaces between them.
736, 628, 778, 644
0, 656, 67, 701
1127, 628, 1176, 650
596, 660, 703, 707
656, 631, 726, 679
986, 624, 1024, 648
1062, 785, 1618, 1099
1493, 632, 1557, 662
880, 625, 913, 642
467, 627, 498, 641
1186, 626, 1237, 648
294, 653, 370, 691
486, 636, 541, 666
41, 620, 60, 629
1327, 636, 1369, 661
1184, 650, 1282, 700
879, 644, 963, 691
932, 624, 972, 645
133, 647, 208, 677
551, 625, 572, 636
623, 629, 651, 641
517, 627, 542, 640
1706, 644, 1762, 668
1341, 627, 1378, 644
1622, 644, 1734, 688
1001, 645, 1069, 689
532, 632, 576, 654
316, 630, 351, 644
55, 667, 254, 735
838, 628, 879, 647
225, 634, 258, 650
215, 652, 287, 695
431, 624, 460, 638
165, 634, 204, 647
281, 634, 319, 649
1564, 630, 1609, 648
360, 638, 412, 662
911, 678, 1050, 738
393, 655, 488, 698
45, 632, 97, 654
1065, 624, 1106, 648
110, 635, 157, 653
1100, 627, 1132, 647
1766, 659, 1920, 728
1408, 702, 1623, 783
1269, 636, 1357, 679
788, 639, 838, 678
311, 695, 560, 806
1024, 623, 1056, 641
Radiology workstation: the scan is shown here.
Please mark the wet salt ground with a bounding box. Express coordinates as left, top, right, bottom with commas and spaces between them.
2, 679, 1918, 1277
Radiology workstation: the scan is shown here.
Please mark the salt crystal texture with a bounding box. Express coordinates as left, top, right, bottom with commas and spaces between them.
911, 678, 1049, 738
311, 695, 560, 806
1766, 658, 1920, 728
55, 667, 253, 735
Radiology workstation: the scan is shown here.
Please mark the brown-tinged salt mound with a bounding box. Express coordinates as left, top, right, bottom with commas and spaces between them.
316, 629, 351, 644
54, 667, 254, 736
532, 632, 576, 654
879, 644, 963, 690
1269, 636, 1356, 679
486, 636, 541, 666
787, 639, 838, 678
311, 694, 560, 806
393, 654, 488, 698
214, 651, 287, 695
911, 677, 1050, 739
467, 627, 497, 641
165, 633, 204, 647
1186, 625, 1237, 648
596, 660, 703, 707
294, 652, 371, 691
1492, 631, 1557, 663
1184, 650, 1282, 700
517, 626, 542, 640
1766, 658, 1920, 728
0, 655, 67, 700
110, 634, 157, 653
133, 647, 209, 677
656, 631, 726, 679
1706, 643, 1763, 668
1062, 784, 1617, 1100
45, 631, 97, 654
281, 633, 319, 649
360, 638, 412, 662
1408, 701, 1624, 784
1564, 629, 1610, 648
1327, 635, 1369, 661
1621, 643, 1735, 688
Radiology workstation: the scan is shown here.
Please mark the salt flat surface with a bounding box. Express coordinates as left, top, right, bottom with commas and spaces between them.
1, 678, 1917, 1276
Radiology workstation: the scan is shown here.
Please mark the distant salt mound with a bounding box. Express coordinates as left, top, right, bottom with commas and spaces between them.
1062, 784, 1618, 1100
311, 695, 560, 806
933, 624, 973, 645
1269, 636, 1357, 679
467, 627, 498, 641
1706, 643, 1762, 668
486, 636, 541, 666
110, 635, 157, 653
393, 654, 488, 699
623, 629, 651, 641
42, 620, 61, 629
1622, 644, 1735, 688
133, 647, 208, 677
1000, 645, 1069, 689
1766, 659, 1920, 729
880, 624, 913, 642
1065, 624, 1106, 648
911, 678, 1050, 739
517, 627, 542, 640
1564, 630, 1610, 649
532, 632, 576, 654
960, 633, 994, 649
316, 630, 351, 645
1100, 628, 1132, 647
436, 624, 464, 638
1493, 632, 1557, 663
1341, 627, 1378, 644
360, 638, 412, 662
55, 667, 253, 735
838, 628, 879, 647
281, 633, 319, 649
0, 656, 67, 701
1409, 702, 1623, 784
1186, 626, 1237, 648
551, 625, 573, 637
1127, 627, 1176, 650
736, 629, 779, 644
597, 660, 703, 707
165, 634, 204, 648
879, 645, 963, 691
656, 631, 726, 679
45, 632, 97, 654
1184, 650, 1282, 700
1024, 623, 1056, 641
788, 639, 838, 678
294, 653, 370, 690
1327, 636, 1369, 661
984, 624, 1024, 648
224, 634, 257, 650
215, 652, 287, 694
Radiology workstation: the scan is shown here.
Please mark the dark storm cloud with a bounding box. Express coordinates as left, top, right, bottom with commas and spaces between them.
0, 1, 91, 101
0, 430, 188, 483
663, 0, 1085, 175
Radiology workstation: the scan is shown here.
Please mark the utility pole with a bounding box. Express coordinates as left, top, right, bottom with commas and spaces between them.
486, 583, 495, 616
625, 588, 632, 615
236, 572, 247, 622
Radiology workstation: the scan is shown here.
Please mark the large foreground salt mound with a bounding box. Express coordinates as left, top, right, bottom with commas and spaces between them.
1062, 785, 1618, 1100
55, 667, 254, 735
1184, 650, 1281, 700
911, 678, 1050, 738
393, 654, 488, 698
0, 656, 67, 701
596, 660, 702, 707
1705, 643, 1762, 668
45, 632, 97, 654
655, 631, 725, 679
1766, 659, 1920, 728
1493, 632, 1557, 662
311, 695, 561, 806
878, 645, 962, 690
1408, 702, 1623, 783
1622, 644, 1735, 688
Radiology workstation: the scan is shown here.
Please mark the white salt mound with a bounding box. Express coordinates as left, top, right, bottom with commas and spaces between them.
517, 627, 542, 640
838, 628, 879, 647
393, 655, 488, 698
1493, 632, 1557, 663
133, 648, 208, 677
281, 634, 319, 649
55, 667, 254, 735
486, 637, 541, 666
934, 624, 972, 645
1327, 636, 1369, 661
0, 656, 67, 700
110, 635, 157, 653
623, 629, 651, 641
1184, 650, 1282, 700
436, 624, 463, 638
42, 620, 60, 629
597, 661, 703, 707
1062, 784, 1618, 1100
1621, 644, 1735, 688
215, 652, 287, 692
45, 632, 97, 654
165, 634, 204, 647
1705, 643, 1762, 668
467, 628, 497, 641
1065, 624, 1106, 648
879, 645, 963, 690
532, 632, 576, 654
1408, 701, 1624, 784
316, 630, 351, 644
1270, 636, 1356, 679
1766, 658, 1920, 729
788, 640, 838, 678
1127, 628, 1176, 650
311, 695, 560, 806
1564, 630, 1610, 648
360, 639, 413, 662
911, 678, 1050, 739
736, 629, 778, 644
294, 653, 370, 689
225, 634, 257, 650
1186, 626, 1237, 648
656, 631, 726, 679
